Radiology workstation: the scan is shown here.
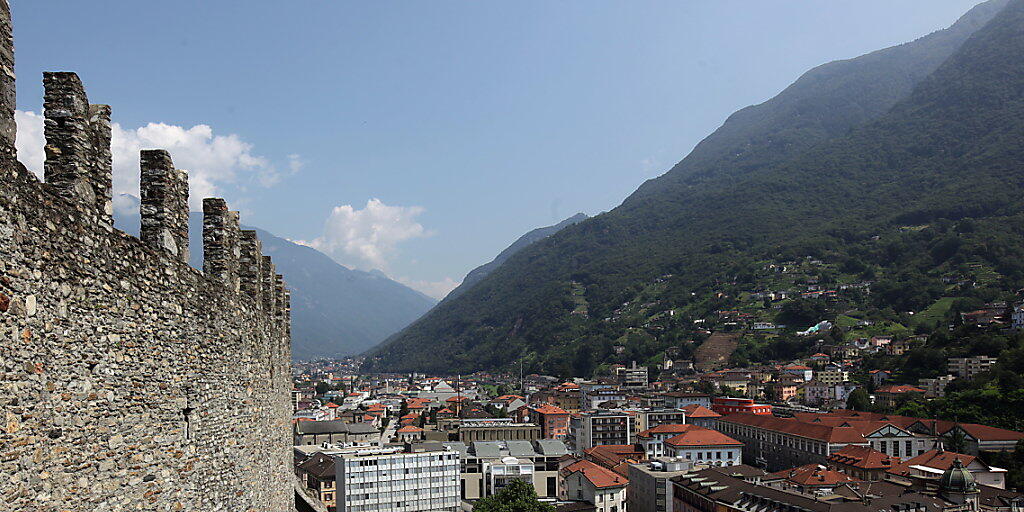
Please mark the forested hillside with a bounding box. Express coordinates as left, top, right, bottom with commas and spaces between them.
366, 0, 1024, 375
443, 213, 588, 302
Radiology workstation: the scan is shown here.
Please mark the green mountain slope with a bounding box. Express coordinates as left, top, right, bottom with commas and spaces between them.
443, 213, 588, 302
367, 0, 1024, 375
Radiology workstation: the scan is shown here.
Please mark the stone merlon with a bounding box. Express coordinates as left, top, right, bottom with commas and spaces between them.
203, 197, 241, 293
0, 0, 14, 163
140, 149, 189, 261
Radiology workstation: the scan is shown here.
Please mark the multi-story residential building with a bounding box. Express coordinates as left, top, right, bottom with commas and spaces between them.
870, 369, 892, 387
716, 413, 867, 471
568, 411, 636, 455
781, 364, 814, 381
711, 397, 772, 416
766, 381, 798, 403
626, 458, 692, 512
521, 404, 570, 439
427, 439, 567, 501
948, 356, 998, 380
334, 446, 461, 512
636, 408, 687, 432
662, 391, 712, 410
580, 385, 627, 410
802, 380, 831, 406
919, 375, 957, 398
815, 364, 849, 385
559, 459, 628, 512
614, 361, 650, 388
533, 383, 583, 413
663, 427, 743, 467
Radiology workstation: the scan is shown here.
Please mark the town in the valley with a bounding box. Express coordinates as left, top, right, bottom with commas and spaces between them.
292, 317, 1024, 512
11, 1, 1024, 512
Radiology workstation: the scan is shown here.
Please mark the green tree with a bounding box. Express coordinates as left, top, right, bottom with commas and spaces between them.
473, 480, 554, 512
943, 428, 968, 454
846, 388, 871, 411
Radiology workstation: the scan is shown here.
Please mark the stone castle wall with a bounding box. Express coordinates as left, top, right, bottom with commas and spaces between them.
0, 2, 294, 510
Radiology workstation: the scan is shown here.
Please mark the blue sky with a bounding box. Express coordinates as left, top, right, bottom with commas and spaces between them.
10, 1, 984, 298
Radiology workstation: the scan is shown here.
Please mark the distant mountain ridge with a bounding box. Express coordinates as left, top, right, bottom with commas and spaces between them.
113, 208, 435, 359
443, 213, 588, 302
366, 0, 1022, 374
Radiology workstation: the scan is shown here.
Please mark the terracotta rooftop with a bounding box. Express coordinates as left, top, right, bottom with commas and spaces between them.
768, 463, 857, 486
876, 384, 925, 394
827, 445, 898, 469
721, 413, 866, 444
887, 449, 979, 477
560, 459, 629, 489
637, 424, 695, 438
682, 404, 722, 418
584, 444, 645, 470
665, 426, 742, 447
530, 403, 569, 415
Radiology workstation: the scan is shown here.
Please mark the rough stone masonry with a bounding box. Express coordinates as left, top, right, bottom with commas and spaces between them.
0, 2, 295, 510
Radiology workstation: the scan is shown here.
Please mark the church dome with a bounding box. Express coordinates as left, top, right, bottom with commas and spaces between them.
940, 457, 978, 494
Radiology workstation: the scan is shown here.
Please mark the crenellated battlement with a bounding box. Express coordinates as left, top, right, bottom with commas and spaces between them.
0, 3, 293, 511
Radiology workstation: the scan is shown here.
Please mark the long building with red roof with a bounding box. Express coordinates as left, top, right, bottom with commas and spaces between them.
717, 413, 868, 470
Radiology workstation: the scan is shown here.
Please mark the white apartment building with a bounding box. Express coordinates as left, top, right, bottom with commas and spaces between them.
336, 446, 461, 512
947, 356, 998, 379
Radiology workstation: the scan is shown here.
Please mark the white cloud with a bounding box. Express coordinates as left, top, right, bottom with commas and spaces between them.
395, 276, 461, 301
297, 198, 431, 272
15, 110, 294, 211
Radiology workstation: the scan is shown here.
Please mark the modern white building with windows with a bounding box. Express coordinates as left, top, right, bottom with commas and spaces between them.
335, 446, 461, 512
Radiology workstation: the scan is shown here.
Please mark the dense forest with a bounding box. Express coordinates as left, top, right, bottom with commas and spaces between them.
365, 0, 1024, 378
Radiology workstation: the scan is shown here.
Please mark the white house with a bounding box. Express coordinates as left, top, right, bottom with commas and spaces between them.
559, 459, 628, 512
636, 424, 693, 458
663, 427, 743, 467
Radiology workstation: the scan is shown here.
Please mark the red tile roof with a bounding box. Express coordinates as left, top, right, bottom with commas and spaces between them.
682, 404, 722, 418
665, 426, 742, 447
637, 424, 695, 438
584, 444, 645, 470
768, 463, 857, 486
876, 384, 925, 394
397, 425, 423, 433
530, 404, 569, 416
560, 459, 629, 489
887, 450, 978, 477
826, 445, 898, 470
795, 410, 1024, 443
721, 413, 866, 444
